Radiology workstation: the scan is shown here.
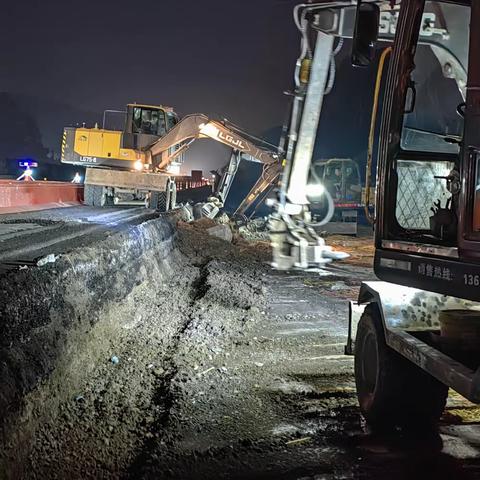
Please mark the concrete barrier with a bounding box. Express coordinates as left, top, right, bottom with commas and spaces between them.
0, 180, 83, 213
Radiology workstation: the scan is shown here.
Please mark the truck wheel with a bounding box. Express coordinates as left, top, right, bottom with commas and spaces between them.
84, 184, 102, 207
354, 304, 448, 431
84, 185, 113, 207
149, 191, 168, 211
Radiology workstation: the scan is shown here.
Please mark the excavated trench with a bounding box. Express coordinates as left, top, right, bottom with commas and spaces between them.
0, 215, 181, 476
126, 257, 212, 477
0, 215, 269, 479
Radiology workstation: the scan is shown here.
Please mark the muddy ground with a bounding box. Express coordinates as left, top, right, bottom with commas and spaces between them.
4, 220, 480, 479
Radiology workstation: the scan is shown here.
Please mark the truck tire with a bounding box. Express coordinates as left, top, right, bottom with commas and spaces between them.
354, 303, 448, 431
84, 184, 103, 207
149, 191, 168, 212
84, 185, 113, 207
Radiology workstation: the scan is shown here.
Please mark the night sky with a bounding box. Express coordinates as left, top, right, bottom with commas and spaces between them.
2, 0, 300, 173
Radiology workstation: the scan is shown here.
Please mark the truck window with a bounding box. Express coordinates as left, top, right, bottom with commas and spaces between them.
395, 159, 454, 230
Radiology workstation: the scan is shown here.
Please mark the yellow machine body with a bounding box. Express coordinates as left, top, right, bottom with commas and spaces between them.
61, 103, 177, 170
64, 127, 142, 169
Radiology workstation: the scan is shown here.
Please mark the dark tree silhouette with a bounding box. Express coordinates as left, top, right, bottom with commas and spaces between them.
0, 93, 49, 176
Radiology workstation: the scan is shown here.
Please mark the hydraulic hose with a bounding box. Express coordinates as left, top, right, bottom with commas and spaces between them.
325, 38, 344, 95
306, 163, 335, 227
308, 187, 335, 227
364, 47, 392, 224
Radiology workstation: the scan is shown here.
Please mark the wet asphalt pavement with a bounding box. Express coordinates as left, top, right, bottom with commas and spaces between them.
156, 264, 480, 480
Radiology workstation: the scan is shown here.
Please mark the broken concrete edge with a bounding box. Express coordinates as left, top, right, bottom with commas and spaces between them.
0, 215, 178, 457
166, 206, 235, 243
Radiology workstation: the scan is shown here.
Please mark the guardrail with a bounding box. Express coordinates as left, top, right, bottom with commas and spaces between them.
175, 179, 212, 191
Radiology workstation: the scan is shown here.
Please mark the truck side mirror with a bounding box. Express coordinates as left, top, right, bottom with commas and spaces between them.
352, 1, 380, 67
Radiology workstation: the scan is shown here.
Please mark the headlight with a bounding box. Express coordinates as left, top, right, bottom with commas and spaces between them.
134, 160, 143, 171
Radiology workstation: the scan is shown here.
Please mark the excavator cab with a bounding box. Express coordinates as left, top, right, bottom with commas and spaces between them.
318, 158, 362, 204
309, 159, 363, 234
368, 0, 478, 300
61, 103, 181, 209
61, 103, 180, 172
122, 104, 179, 151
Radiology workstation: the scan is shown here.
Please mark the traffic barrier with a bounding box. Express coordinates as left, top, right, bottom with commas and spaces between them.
0, 180, 83, 213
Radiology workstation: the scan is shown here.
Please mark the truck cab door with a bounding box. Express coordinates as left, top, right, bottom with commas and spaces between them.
372, 0, 475, 297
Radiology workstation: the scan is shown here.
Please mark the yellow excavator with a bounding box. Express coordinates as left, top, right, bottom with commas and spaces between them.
61, 103, 281, 212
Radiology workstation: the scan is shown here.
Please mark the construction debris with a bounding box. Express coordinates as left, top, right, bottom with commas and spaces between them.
206, 224, 233, 243
285, 436, 312, 446
238, 218, 270, 242
37, 253, 57, 267
198, 366, 216, 376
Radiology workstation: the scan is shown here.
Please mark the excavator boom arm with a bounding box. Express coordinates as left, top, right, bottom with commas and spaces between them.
146, 114, 278, 171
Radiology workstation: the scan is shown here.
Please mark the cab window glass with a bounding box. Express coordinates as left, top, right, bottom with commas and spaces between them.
395, 159, 454, 230
132, 108, 166, 136
400, 1, 469, 154
166, 112, 178, 131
